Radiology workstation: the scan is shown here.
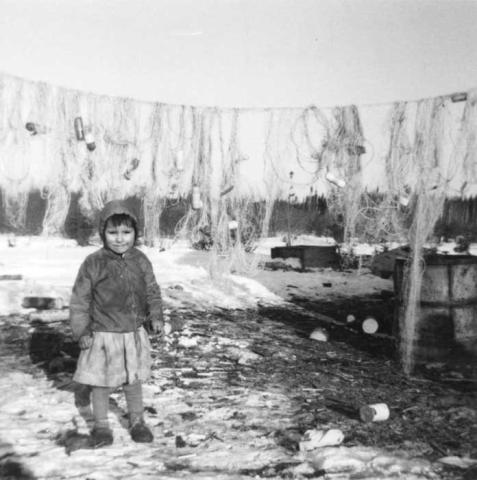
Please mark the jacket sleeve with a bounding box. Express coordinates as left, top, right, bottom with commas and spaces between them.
143, 257, 164, 324
69, 261, 93, 341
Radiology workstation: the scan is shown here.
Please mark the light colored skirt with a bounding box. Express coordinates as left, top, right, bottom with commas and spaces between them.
73, 327, 151, 387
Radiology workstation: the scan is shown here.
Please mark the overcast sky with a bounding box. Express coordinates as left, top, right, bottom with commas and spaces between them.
0, 0, 476, 108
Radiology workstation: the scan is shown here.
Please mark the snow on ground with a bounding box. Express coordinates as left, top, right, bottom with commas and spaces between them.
3, 232, 477, 336
2, 232, 473, 326
0, 235, 286, 316
0, 234, 393, 318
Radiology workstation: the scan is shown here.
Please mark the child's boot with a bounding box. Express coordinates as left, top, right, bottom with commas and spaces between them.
124, 382, 153, 443
129, 415, 153, 443
91, 424, 113, 447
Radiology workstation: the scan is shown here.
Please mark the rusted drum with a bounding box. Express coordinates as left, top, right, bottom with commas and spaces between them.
394, 255, 477, 363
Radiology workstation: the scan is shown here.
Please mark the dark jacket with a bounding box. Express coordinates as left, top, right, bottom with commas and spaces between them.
69, 201, 163, 340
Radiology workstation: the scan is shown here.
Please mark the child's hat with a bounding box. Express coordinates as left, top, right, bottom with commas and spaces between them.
99, 199, 139, 239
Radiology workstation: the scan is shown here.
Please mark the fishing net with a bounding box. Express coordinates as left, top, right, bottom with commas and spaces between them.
0, 73, 473, 287
399, 96, 449, 374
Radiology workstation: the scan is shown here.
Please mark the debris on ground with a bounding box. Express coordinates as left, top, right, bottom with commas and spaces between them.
1, 295, 476, 479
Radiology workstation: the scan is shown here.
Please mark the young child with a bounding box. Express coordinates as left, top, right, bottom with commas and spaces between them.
70, 200, 164, 447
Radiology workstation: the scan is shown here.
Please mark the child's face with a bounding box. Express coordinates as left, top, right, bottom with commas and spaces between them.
104, 221, 135, 254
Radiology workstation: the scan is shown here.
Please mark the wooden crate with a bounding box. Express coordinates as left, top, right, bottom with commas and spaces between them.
271, 245, 340, 269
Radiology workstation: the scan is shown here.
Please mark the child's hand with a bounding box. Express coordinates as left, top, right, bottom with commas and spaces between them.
151, 319, 165, 336
79, 335, 93, 350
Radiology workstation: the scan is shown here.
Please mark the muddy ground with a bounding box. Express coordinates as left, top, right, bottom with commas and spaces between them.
1, 280, 476, 479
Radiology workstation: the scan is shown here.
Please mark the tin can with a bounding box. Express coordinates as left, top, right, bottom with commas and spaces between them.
360, 403, 390, 422
362, 317, 379, 334
85, 132, 96, 151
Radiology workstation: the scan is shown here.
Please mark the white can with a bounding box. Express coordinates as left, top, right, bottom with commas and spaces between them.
362, 317, 379, 334
84, 132, 96, 151
360, 403, 390, 422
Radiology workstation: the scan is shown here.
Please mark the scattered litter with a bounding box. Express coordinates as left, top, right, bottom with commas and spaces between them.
362, 317, 379, 334
185, 433, 207, 446
346, 314, 356, 323
310, 328, 329, 342
322, 282, 332, 287
359, 403, 390, 422
299, 428, 344, 451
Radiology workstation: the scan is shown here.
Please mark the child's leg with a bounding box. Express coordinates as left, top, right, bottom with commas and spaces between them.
91, 387, 113, 447
123, 382, 153, 442
74, 383, 92, 408
90, 386, 113, 446
91, 386, 111, 429
123, 382, 144, 425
